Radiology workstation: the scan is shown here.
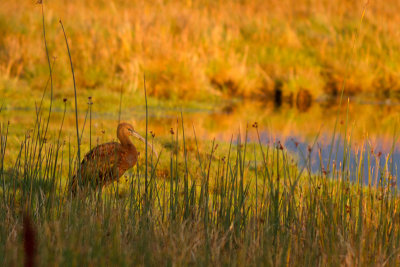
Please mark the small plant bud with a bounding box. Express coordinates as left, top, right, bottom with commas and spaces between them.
278, 141, 283, 150
345, 204, 351, 213
291, 138, 299, 148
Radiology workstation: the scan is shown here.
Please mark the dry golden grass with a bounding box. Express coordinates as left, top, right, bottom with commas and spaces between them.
1, 0, 400, 104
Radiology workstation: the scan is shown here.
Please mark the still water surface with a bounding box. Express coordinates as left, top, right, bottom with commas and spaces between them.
2, 99, 400, 184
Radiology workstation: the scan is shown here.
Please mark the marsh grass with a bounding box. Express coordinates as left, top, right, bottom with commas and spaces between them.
1, 90, 400, 265
1, 53, 400, 264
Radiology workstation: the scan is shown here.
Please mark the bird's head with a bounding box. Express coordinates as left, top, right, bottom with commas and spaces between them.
117, 123, 135, 138
117, 122, 158, 157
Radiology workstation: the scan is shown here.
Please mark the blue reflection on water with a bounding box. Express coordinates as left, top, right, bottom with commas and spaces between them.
258, 132, 399, 186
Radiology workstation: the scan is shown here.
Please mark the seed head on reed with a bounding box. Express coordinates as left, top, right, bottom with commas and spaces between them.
277, 141, 283, 150
170, 128, 174, 135
252, 122, 258, 129
345, 204, 351, 213
291, 138, 299, 148
26, 129, 32, 139
63, 98, 67, 103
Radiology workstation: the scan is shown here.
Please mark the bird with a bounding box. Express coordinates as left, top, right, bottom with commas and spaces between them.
70, 122, 157, 194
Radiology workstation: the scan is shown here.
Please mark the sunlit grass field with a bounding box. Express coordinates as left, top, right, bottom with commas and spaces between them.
2, 0, 400, 266
1, 0, 400, 106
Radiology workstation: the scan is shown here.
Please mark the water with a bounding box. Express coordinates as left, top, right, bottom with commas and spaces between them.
179, 100, 400, 185
276, 133, 398, 186
1, 99, 400, 185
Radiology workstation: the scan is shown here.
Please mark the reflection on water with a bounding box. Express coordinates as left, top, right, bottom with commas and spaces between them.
266, 133, 398, 186
1, 99, 400, 184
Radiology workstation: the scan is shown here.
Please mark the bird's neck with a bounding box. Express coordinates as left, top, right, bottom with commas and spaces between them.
119, 134, 133, 147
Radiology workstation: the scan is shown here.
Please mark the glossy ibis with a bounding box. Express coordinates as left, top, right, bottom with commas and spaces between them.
70, 122, 156, 194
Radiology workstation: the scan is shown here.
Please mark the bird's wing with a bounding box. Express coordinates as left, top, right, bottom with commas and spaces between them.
81, 142, 121, 166
71, 142, 121, 191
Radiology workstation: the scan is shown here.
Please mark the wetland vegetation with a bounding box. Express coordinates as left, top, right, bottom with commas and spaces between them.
1, 0, 400, 266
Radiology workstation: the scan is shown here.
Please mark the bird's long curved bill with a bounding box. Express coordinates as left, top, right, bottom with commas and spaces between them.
131, 131, 158, 158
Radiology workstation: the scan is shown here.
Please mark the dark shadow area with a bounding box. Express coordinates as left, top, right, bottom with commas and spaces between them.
274, 80, 283, 108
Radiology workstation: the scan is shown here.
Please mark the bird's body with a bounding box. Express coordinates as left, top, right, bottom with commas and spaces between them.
74, 142, 137, 187
70, 122, 153, 194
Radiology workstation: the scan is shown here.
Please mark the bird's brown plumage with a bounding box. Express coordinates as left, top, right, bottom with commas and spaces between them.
70, 122, 152, 194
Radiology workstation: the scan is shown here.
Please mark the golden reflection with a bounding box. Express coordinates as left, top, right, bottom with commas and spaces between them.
1, 99, 399, 162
